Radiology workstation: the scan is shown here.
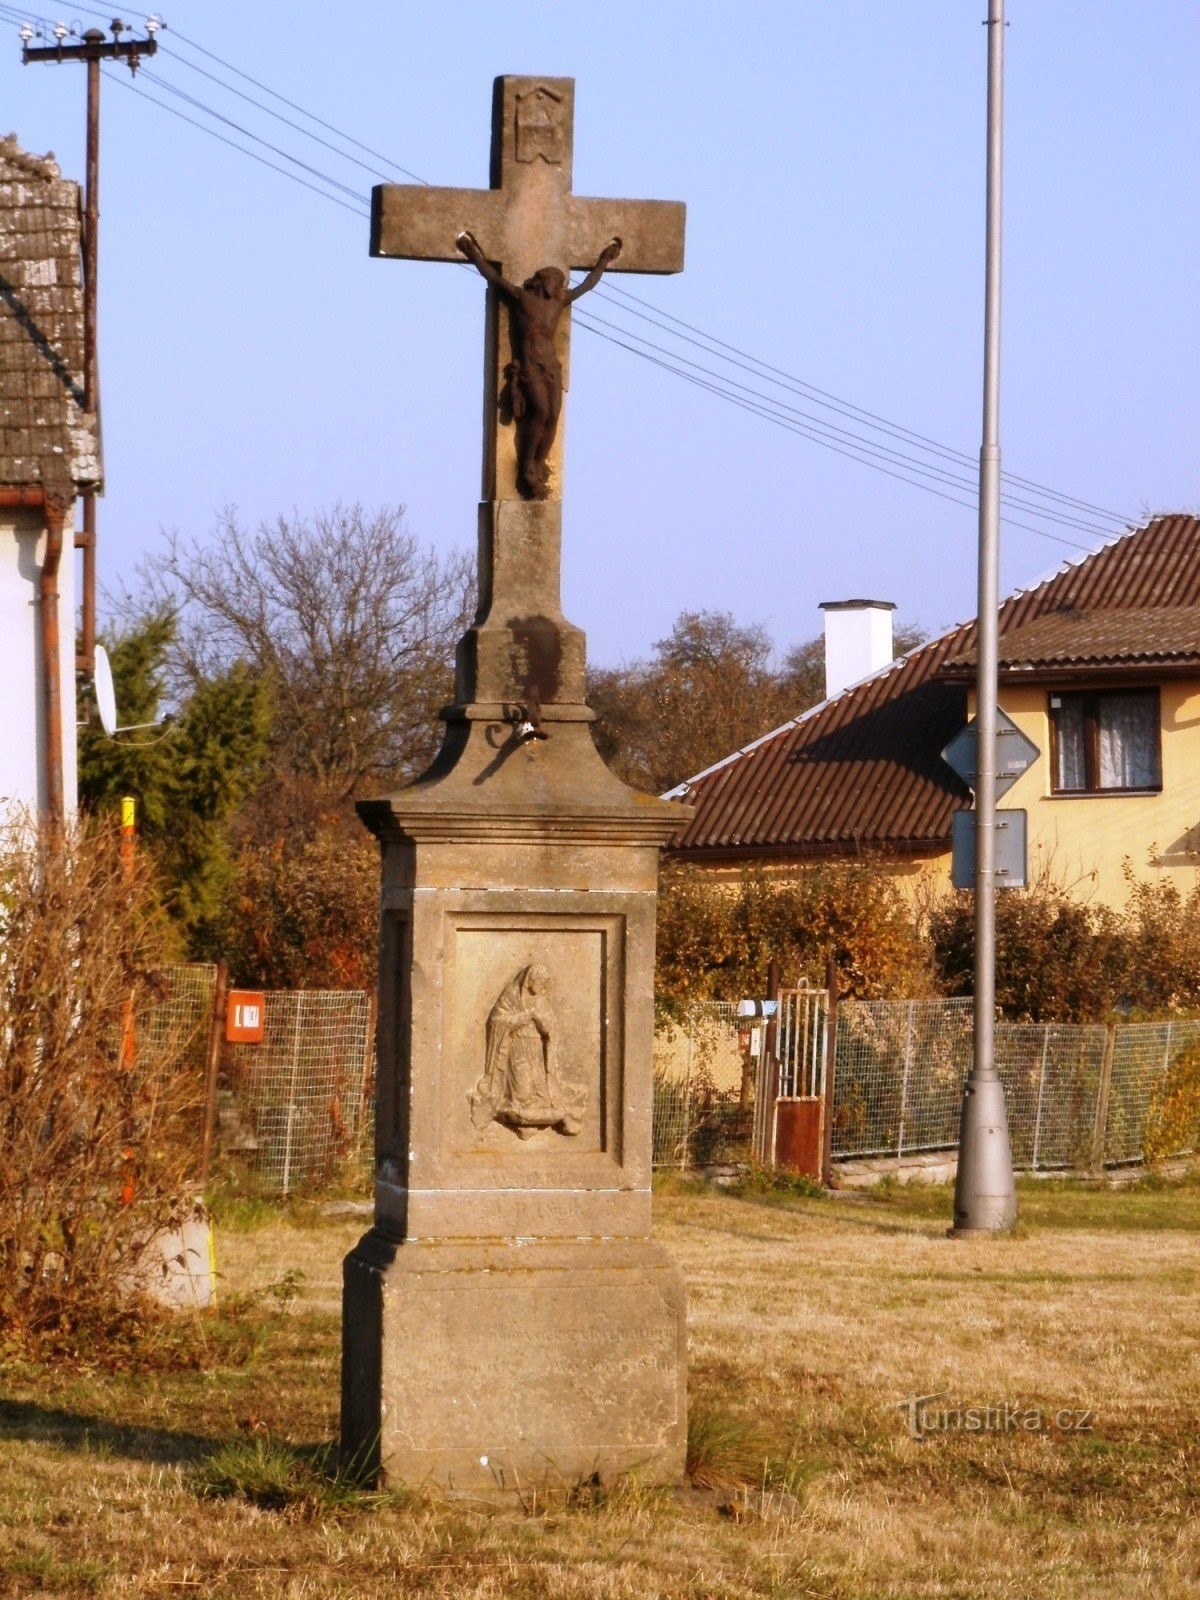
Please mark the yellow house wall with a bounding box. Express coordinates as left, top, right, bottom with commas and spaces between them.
970, 679, 1200, 909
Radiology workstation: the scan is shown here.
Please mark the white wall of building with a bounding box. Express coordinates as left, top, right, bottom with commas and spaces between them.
0, 504, 78, 819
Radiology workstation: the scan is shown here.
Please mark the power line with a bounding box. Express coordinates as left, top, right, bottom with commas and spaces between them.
137, 66, 367, 203
594, 281, 1130, 526
576, 304, 1113, 538
60, 20, 1131, 549
105, 68, 370, 218
148, 25, 1130, 533
572, 310, 1092, 551
154, 39, 397, 185
167, 23, 427, 184
598, 278, 1132, 524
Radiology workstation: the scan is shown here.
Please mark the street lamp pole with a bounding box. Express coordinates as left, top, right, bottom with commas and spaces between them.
952, 0, 1017, 1234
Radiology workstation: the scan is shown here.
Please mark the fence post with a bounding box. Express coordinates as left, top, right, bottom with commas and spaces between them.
360, 992, 378, 1157
1090, 1021, 1117, 1174
681, 1012, 695, 1170
1030, 1025, 1050, 1173
896, 1000, 915, 1162
760, 960, 782, 1166
821, 955, 838, 1187
281, 993, 305, 1198
199, 961, 228, 1187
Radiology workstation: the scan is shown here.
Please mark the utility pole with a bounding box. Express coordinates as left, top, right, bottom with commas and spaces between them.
20, 15, 160, 675
951, 0, 1017, 1234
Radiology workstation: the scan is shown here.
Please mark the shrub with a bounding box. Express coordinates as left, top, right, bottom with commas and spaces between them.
217, 819, 378, 990
929, 881, 1125, 1022
1142, 1042, 1200, 1164
656, 860, 932, 1009
0, 816, 203, 1359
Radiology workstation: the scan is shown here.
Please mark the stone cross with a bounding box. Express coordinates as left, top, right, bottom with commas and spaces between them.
346, 77, 692, 1493
371, 77, 685, 504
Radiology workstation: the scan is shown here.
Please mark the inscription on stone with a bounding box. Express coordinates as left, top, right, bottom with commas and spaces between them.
469, 964, 588, 1139
515, 84, 565, 164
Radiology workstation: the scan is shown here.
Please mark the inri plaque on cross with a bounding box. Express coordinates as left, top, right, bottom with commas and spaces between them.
372, 77, 685, 505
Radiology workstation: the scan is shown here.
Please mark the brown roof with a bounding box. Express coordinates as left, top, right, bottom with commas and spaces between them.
668, 514, 1200, 860
941, 606, 1200, 678
0, 134, 100, 490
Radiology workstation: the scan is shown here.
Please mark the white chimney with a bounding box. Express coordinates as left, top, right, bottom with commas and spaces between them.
819, 600, 896, 701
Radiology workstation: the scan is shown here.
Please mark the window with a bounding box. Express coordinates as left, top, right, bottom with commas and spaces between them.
1049, 689, 1161, 794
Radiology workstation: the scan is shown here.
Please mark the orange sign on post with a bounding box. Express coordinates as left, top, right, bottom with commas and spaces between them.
226, 990, 265, 1044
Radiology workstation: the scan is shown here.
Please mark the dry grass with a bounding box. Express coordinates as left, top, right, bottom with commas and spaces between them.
1, 1175, 1198, 1598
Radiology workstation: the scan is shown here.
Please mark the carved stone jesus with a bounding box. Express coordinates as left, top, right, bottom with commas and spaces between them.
457, 229, 622, 499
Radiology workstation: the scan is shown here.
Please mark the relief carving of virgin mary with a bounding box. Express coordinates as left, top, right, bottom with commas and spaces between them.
469, 964, 587, 1139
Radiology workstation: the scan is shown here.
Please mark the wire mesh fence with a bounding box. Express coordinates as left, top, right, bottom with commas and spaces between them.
225, 989, 375, 1195
155, 970, 1196, 1185
831, 999, 1200, 1170
651, 996, 1200, 1173
831, 998, 972, 1161
143, 963, 217, 1084
652, 1003, 754, 1168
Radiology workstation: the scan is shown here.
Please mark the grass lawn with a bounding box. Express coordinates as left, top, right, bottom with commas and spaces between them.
1, 1172, 1198, 1598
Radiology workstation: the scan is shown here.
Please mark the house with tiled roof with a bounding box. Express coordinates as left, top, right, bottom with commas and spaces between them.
0, 133, 101, 819
665, 514, 1200, 907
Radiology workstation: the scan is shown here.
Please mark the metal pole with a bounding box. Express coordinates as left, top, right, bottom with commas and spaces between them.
199, 962, 230, 1186
281, 995, 304, 1198
897, 1001, 915, 1163
84, 47, 99, 416
952, 0, 1017, 1233
22, 24, 158, 678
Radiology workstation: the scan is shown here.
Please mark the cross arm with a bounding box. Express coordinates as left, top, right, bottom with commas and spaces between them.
371, 184, 507, 263
565, 197, 685, 275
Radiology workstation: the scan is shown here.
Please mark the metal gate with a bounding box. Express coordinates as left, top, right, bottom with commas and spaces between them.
753, 986, 828, 1171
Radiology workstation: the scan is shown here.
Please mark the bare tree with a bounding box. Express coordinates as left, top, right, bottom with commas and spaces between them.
590, 610, 929, 796
135, 505, 474, 800
591, 610, 797, 795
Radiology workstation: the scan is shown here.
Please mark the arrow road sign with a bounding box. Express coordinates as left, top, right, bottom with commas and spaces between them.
941, 710, 1040, 798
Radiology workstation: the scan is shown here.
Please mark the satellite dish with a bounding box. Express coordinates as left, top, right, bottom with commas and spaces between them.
91, 644, 170, 739
94, 643, 118, 736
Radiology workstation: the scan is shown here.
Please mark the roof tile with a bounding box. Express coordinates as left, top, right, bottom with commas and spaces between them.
0, 133, 99, 491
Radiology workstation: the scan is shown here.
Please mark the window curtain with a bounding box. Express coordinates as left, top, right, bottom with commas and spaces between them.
1097, 693, 1159, 789
1053, 698, 1087, 790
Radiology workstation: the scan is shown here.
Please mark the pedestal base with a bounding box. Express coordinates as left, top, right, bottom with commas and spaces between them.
342, 1230, 687, 1492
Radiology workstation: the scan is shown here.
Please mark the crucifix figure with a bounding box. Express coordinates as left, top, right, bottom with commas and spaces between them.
456, 229, 621, 499
370, 77, 685, 508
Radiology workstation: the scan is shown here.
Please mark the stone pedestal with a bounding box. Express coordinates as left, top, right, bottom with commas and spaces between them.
343, 503, 689, 1490
343, 1236, 685, 1491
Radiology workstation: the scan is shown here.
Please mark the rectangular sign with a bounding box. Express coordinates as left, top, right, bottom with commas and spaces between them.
226, 990, 266, 1044
951, 809, 1028, 890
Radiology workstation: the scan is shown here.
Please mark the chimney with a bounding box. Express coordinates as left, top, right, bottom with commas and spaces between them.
819, 600, 896, 700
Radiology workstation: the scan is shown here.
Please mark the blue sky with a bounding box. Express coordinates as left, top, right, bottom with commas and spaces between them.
3, 1, 1196, 665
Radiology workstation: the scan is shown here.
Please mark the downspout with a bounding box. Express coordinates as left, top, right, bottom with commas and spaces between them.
0, 485, 68, 825
40, 491, 70, 827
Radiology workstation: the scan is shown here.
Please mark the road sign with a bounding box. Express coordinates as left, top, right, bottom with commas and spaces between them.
941, 710, 1040, 798
951, 809, 1028, 889
226, 990, 265, 1044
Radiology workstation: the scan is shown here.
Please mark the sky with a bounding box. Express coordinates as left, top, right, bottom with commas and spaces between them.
2, 1, 1196, 668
